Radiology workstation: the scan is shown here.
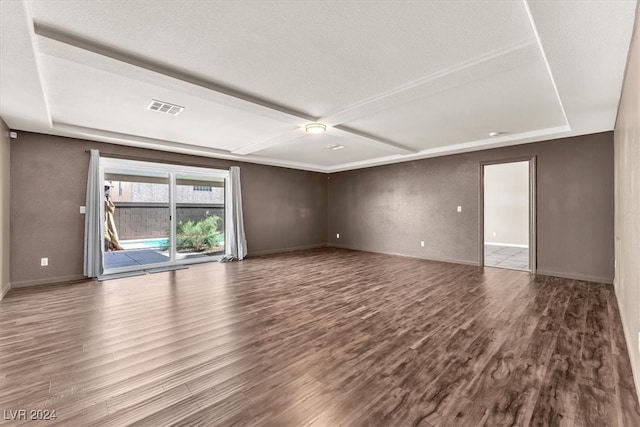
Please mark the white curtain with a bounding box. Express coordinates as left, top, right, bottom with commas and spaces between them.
83, 149, 102, 277
226, 166, 247, 260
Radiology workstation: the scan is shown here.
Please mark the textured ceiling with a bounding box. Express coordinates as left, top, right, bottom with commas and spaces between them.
0, 0, 637, 172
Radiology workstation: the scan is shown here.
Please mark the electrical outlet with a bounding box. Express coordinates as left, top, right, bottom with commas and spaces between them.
336, 233, 340, 239
492, 231, 497, 237
457, 206, 462, 213
40, 257, 48, 267
420, 241, 425, 247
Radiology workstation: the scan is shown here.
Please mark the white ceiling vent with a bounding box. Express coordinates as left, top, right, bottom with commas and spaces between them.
147, 100, 184, 116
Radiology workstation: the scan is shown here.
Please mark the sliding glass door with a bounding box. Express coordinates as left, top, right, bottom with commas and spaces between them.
175, 174, 226, 262
100, 158, 229, 275
103, 169, 171, 271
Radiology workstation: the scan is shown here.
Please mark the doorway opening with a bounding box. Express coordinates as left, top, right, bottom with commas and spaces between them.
480, 158, 536, 273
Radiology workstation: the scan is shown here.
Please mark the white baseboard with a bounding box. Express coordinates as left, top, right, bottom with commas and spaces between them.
10, 274, 87, 289
327, 244, 480, 267
248, 243, 328, 257
0, 281, 10, 300
535, 269, 613, 285
484, 242, 529, 248
614, 285, 640, 408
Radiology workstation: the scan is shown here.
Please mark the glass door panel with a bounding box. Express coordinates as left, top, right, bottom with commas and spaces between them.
103, 170, 171, 273
175, 174, 226, 261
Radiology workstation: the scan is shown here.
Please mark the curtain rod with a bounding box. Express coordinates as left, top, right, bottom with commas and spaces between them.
84, 149, 232, 170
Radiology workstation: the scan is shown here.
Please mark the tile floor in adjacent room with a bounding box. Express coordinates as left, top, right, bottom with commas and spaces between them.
484, 244, 529, 271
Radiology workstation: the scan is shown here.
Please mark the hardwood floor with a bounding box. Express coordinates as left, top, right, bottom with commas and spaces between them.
0, 248, 638, 426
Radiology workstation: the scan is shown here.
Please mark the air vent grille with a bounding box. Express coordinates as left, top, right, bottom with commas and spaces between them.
147, 100, 185, 116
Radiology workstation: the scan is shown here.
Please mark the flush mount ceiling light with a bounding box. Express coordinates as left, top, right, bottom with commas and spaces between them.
147, 99, 185, 116
305, 122, 327, 134
489, 131, 510, 137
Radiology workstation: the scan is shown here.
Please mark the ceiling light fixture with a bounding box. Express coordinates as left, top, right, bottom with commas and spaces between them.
305, 122, 327, 134
489, 131, 510, 137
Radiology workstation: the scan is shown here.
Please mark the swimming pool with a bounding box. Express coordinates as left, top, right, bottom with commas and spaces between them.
120, 237, 169, 251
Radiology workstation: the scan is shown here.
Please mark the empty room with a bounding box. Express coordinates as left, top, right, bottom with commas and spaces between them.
1, 1, 639, 426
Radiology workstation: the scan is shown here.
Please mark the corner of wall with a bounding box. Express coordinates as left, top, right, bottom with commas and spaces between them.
615, 283, 640, 407
0, 281, 9, 300
613, 1, 640, 406
0, 118, 10, 301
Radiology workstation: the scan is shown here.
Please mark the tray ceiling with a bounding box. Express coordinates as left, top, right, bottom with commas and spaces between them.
1, 0, 637, 172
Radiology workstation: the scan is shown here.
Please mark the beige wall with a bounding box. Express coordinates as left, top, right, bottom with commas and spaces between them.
484, 161, 529, 246
10, 132, 327, 287
328, 132, 614, 283
0, 119, 9, 299
614, 4, 640, 404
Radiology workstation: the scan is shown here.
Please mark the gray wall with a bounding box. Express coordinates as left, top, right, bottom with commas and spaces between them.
328, 132, 614, 283
10, 132, 327, 287
8, 130, 615, 289
614, 3, 640, 402
0, 119, 10, 300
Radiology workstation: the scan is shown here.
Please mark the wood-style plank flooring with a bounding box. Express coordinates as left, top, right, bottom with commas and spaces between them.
1, 248, 638, 426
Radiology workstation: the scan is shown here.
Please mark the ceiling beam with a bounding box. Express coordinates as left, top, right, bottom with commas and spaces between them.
32, 21, 426, 157
34, 21, 316, 124
51, 121, 328, 172
232, 128, 306, 155
232, 125, 419, 156
319, 39, 539, 126
325, 124, 571, 173
331, 126, 418, 154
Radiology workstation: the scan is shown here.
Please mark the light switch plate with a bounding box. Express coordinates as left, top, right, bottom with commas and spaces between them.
80, 206, 86, 214
457, 206, 462, 213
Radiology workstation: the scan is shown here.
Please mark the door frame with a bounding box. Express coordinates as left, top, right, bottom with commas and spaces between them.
478, 156, 537, 274
100, 157, 231, 275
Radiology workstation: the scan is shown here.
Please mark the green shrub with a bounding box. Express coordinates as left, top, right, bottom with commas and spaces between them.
176, 215, 224, 252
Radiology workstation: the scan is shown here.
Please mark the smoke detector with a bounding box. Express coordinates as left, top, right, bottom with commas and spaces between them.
147, 100, 184, 116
